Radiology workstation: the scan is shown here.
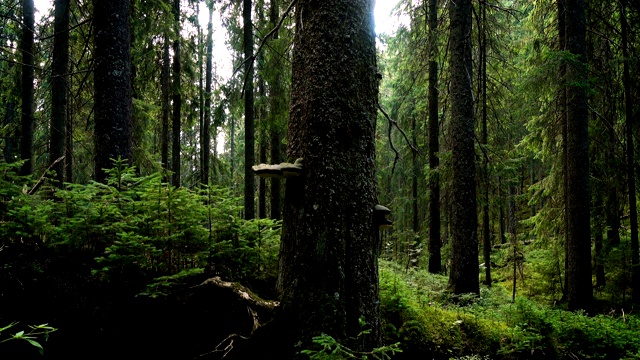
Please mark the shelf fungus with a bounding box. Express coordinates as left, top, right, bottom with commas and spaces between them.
374, 204, 393, 229
252, 158, 303, 179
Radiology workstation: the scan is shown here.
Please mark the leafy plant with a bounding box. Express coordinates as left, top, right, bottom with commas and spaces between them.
0, 322, 57, 355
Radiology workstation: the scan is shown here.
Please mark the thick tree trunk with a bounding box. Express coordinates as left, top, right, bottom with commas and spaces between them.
621, 0, 639, 302
427, 0, 441, 274
51, 0, 69, 186
277, 0, 380, 352
93, 0, 133, 182
201, 6, 213, 186
20, 0, 35, 176
171, 0, 181, 186
243, 0, 255, 219
565, 0, 593, 312
448, 0, 479, 296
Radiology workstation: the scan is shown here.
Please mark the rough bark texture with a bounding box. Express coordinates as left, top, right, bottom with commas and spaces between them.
480, 1, 491, 287
565, 0, 593, 312
448, 0, 479, 295
427, 0, 441, 274
93, 0, 133, 182
51, 0, 69, 185
621, 0, 639, 302
171, 0, 181, 186
243, 0, 255, 220
20, 0, 34, 176
277, 0, 380, 353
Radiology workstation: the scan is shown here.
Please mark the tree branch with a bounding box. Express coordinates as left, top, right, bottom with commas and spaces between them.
377, 103, 419, 175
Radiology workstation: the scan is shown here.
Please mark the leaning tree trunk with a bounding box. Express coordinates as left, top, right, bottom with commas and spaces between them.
448, 0, 479, 295
277, 0, 381, 353
93, 0, 133, 182
50, 0, 69, 186
20, 0, 34, 176
565, 0, 592, 312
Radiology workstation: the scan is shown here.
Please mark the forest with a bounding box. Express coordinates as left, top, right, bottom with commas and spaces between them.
1, 0, 640, 359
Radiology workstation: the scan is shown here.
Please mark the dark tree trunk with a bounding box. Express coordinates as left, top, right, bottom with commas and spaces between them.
277, 0, 380, 352
268, 0, 282, 220
93, 0, 133, 182
565, 0, 593, 312
50, 0, 69, 186
171, 0, 181, 186
621, 0, 639, 302
201, 6, 213, 186
20, 0, 34, 176
427, 0, 441, 274
448, 0, 479, 296
412, 115, 420, 265
594, 192, 605, 288
480, 0, 491, 287
161, 34, 170, 178
558, 0, 569, 300
244, 0, 256, 220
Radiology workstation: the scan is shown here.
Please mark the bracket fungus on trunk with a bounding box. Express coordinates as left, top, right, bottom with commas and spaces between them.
374, 204, 393, 229
252, 158, 303, 179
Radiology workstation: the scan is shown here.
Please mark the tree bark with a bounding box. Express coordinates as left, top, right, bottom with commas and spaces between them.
427, 0, 441, 274
202, 5, 213, 186
621, 0, 639, 302
268, 0, 282, 220
480, 0, 491, 287
448, 0, 479, 295
161, 34, 170, 178
171, 0, 181, 186
243, 0, 255, 220
93, 0, 133, 182
51, 0, 69, 186
565, 0, 593, 312
277, 0, 380, 352
20, 0, 35, 176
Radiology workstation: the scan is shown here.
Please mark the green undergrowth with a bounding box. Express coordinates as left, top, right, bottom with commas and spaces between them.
378, 260, 640, 360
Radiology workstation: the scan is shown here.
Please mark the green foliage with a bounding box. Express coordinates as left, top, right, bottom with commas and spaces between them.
0, 322, 57, 355
0, 160, 281, 297
301, 331, 401, 360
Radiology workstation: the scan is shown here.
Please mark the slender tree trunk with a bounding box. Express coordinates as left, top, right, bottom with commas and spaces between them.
427, 0, 441, 274
480, 0, 491, 287
448, 0, 479, 296
412, 115, 419, 266
594, 192, 605, 287
278, 0, 380, 352
161, 34, 170, 178
65, 74, 73, 183
93, 0, 133, 182
565, 0, 593, 312
268, 0, 283, 220
50, 0, 69, 186
621, 0, 639, 302
202, 6, 213, 186
558, 0, 569, 300
244, 0, 256, 219
171, 0, 182, 186
20, 0, 34, 176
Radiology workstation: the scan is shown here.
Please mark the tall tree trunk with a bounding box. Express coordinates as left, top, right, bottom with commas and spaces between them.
558, 0, 569, 300
93, 0, 133, 182
278, 0, 380, 352
161, 34, 170, 178
412, 115, 419, 266
201, 5, 213, 186
427, 0, 441, 274
244, 0, 255, 219
448, 0, 479, 296
480, 0, 491, 287
51, 0, 69, 186
171, 0, 182, 186
621, 0, 639, 302
268, 0, 282, 220
565, 0, 592, 312
20, 0, 34, 176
